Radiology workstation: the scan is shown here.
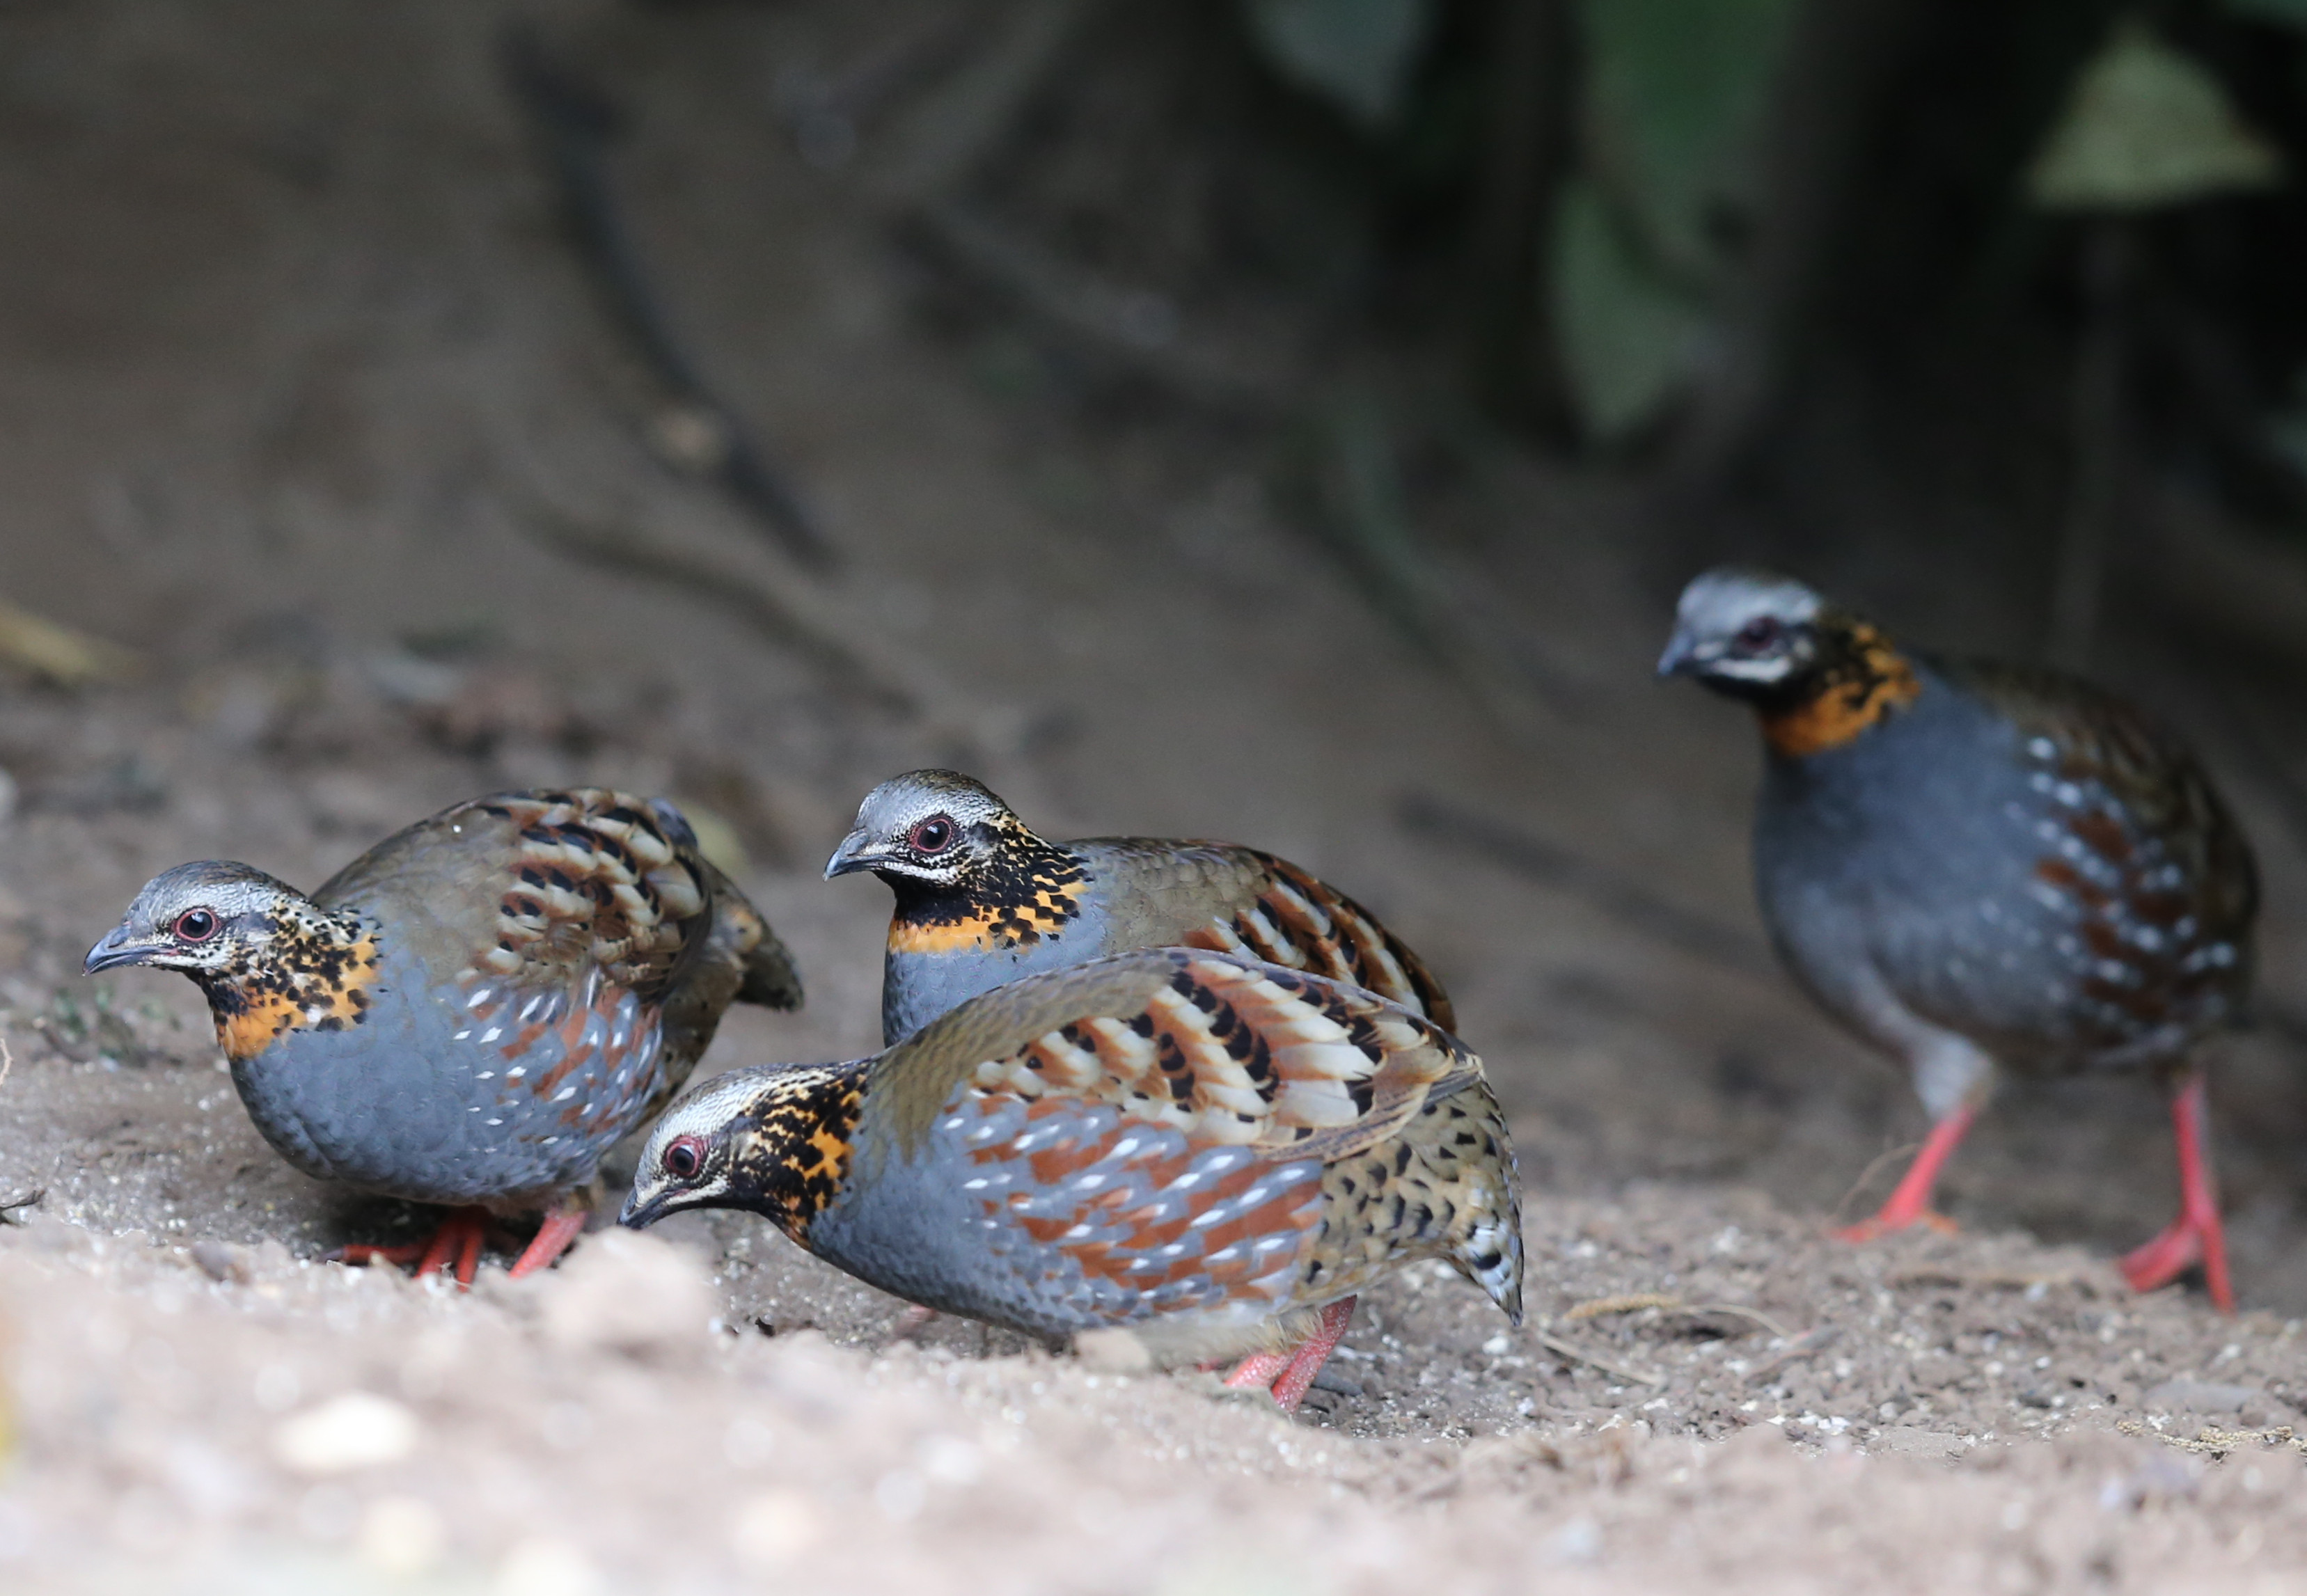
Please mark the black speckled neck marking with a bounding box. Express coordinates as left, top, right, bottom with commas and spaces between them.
204, 906, 382, 1061
732, 1062, 869, 1240
886, 817, 1089, 953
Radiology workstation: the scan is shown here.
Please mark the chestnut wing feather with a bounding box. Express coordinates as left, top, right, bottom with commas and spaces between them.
865, 949, 1511, 1335
1086, 839, 1456, 1030
1950, 662, 2257, 1043
313, 789, 716, 1003
874, 948, 1472, 1164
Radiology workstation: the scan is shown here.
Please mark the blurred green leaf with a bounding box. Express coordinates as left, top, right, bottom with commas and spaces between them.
1550, 177, 1708, 442
1243, 0, 1435, 127
1577, 0, 1799, 274
2029, 20, 2283, 211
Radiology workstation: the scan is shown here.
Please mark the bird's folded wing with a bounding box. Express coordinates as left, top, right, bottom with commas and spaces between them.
317, 789, 714, 1003
873, 948, 1479, 1163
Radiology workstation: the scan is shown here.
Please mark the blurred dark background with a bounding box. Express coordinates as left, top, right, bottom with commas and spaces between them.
3, 0, 2306, 1306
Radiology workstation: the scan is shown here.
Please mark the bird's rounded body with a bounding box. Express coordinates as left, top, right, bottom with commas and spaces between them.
1753, 657, 2253, 1115
811, 1048, 1515, 1353
627, 949, 1520, 1368
1661, 565, 2256, 1308
226, 931, 670, 1208
827, 771, 1453, 1047
90, 789, 803, 1231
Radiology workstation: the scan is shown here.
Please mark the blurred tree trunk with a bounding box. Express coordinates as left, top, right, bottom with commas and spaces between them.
2048, 219, 2131, 669
1467, 0, 1575, 441
1667, 0, 1930, 492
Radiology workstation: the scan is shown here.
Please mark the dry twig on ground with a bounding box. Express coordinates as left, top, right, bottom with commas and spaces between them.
2119, 1419, 2307, 1459
501, 22, 830, 567
1534, 1327, 1667, 1389
510, 496, 922, 716
1745, 1325, 1841, 1386
0, 601, 136, 686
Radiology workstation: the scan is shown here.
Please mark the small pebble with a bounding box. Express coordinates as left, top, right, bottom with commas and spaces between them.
271, 1393, 420, 1476
189, 1239, 251, 1285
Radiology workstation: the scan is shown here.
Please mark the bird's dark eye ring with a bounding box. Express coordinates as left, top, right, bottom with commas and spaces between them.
908, 816, 956, 855
663, 1135, 707, 1180
1734, 617, 1782, 650
173, 908, 219, 943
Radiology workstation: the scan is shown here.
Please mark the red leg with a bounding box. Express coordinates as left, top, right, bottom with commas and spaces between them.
453, 1217, 487, 1286
1222, 1297, 1357, 1413
2120, 1074, 2233, 1313
416, 1213, 479, 1280
1832, 1104, 1978, 1242
1268, 1297, 1357, 1412
507, 1206, 590, 1279
1220, 1350, 1293, 1391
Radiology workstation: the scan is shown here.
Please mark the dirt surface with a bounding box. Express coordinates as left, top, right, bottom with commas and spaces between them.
2, 3, 2306, 1591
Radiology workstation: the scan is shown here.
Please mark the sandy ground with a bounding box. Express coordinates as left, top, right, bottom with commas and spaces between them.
2, 3, 2306, 1590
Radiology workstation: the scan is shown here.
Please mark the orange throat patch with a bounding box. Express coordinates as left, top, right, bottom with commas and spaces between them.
887, 875, 1089, 956
210, 929, 384, 1063
1758, 626, 1922, 758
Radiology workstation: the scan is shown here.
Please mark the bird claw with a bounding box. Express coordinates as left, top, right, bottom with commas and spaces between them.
2119, 1080, 2235, 1314
1218, 1297, 1358, 1413
2119, 1216, 2224, 1307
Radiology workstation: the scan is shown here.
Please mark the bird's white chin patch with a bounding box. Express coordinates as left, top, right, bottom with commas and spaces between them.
1704, 654, 1796, 684
660, 1175, 734, 1212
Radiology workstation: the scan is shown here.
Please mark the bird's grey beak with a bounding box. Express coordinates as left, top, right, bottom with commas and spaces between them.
1655, 629, 1706, 679
84, 922, 145, 976
617, 1183, 668, 1230
823, 828, 886, 880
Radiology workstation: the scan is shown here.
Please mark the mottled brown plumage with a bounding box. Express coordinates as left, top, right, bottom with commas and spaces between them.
624, 949, 1520, 1409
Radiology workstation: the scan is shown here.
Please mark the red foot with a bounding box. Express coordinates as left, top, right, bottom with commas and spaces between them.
1832, 1103, 1979, 1244
2119, 1075, 2233, 1313
336, 1203, 589, 1289
338, 1207, 490, 1287
507, 1206, 589, 1279
1222, 1297, 1357, 1414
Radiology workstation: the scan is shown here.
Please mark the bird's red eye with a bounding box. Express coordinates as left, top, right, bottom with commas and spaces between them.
1735, 617, 1782, 650
908, 816, 955, 854
663, 1135, 706, 1180
173, 908, 219, 943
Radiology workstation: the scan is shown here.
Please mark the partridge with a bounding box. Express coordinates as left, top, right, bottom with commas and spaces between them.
826, 770, 1453, 1045
1660, 567, 2257, 1309
622, 947, 1522, 1409
86, 789, 802, 1284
